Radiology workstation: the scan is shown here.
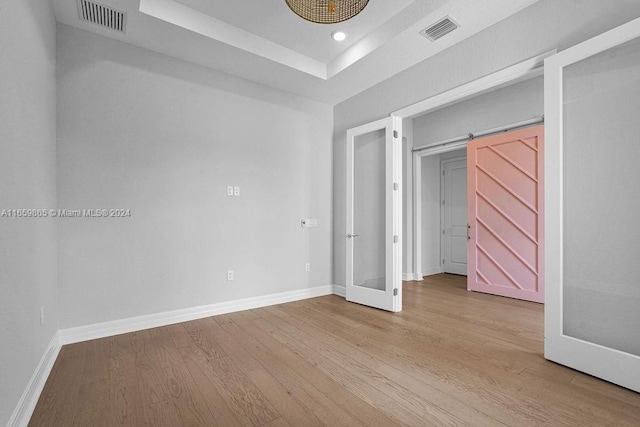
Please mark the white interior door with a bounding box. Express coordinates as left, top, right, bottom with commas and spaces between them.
346, 116, 402, 312
441, 158, 468, 275
545, 17, 640, 392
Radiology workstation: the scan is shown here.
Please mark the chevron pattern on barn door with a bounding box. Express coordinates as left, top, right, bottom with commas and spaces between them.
467, 125, 544, 303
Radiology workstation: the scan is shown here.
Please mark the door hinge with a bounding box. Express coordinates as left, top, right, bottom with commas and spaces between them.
393, 235, 399, 244
443, 170, 445, 176
393, 288, 398, 296
442, 229, 445, 235
442, 199, 445, 205
442, 259, 445, 265
393, 182, 399, 191
393, 130, 398, 138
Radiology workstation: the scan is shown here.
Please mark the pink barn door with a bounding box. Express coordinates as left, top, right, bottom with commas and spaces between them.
467, 125, 544, 303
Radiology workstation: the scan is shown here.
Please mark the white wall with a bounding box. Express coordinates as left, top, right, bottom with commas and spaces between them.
56, 25, 333, 329
332, 0, 640, 286
0, 0, 58, 424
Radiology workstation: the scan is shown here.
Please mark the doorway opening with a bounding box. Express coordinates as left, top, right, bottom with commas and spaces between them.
419, 148, 467, 278
405, 74, 545, 296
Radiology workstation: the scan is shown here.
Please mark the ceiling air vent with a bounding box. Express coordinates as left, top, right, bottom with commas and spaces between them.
77, 0, 127, 33
420, 16, 459, 41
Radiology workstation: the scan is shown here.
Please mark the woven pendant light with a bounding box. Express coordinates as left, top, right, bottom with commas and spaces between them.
285, 0, 369, 24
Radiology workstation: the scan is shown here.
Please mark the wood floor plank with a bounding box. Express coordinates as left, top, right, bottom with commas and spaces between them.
29, 355, 85, 426
112, 330, 147, 356
145, 325, 170, 341
275, 303, 506, 427
82, 351, 110, 385
109, 353, 145, 426
252, 308, 439, 426
73, 379, 110, 426
179, 346, 254, 426
179, 345, 280, 426
160, 362, 219, 425
261, 417, 291, 427
209, 316, 360, 427
182, 318, 227, 360
201, 356, 281, 426
84, 336, 114, 355
244, 367, 326, 427
263, 305, 504, 426
135, 349, 172, 406
570, 373, 640, 409
308, 292, 542, 379
228, 314, 397, 427
140, 336, 183, 369
58, 341, 89, 360
516, 368, 640, 426
30, 274, 640, 426
143, 399, 184, 426
274, 289, 586, 426
166, 323, 195, 349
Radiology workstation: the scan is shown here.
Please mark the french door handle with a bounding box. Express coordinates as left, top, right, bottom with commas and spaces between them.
347, 234, 360, 238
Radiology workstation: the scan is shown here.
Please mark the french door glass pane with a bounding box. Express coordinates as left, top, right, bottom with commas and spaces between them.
354, 130, 386, 290
562, 37, 640, 356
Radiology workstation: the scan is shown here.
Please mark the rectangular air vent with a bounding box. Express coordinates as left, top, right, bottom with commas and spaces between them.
420, 16, 458, 41
77, 0, 127, 33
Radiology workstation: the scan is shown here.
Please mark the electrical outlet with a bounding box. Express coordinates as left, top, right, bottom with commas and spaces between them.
40, 306, 45, 325
305, 263, 311, 272
227, 186, 234, 196
227, 270, 234, 281
234, 186, 240, 196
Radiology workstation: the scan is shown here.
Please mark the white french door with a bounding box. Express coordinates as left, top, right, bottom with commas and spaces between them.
346, 116, 402, 312
545, 17, 640, 392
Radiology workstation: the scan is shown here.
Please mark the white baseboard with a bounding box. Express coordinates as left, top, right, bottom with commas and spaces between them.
58, 285, 334, 345
8, 333, 61, 427
403, 273, 425, 281
420, 268, 443, 278
333, 284, 346, 297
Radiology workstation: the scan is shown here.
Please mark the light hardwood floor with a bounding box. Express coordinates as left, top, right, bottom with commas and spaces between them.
30, 274, 640, 426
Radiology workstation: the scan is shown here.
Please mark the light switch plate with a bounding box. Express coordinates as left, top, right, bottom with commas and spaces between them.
234, 186, 240, 196
227, 186, 234, 196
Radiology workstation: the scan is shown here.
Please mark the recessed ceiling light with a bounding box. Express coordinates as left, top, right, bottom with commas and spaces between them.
331, 30, 347, 42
